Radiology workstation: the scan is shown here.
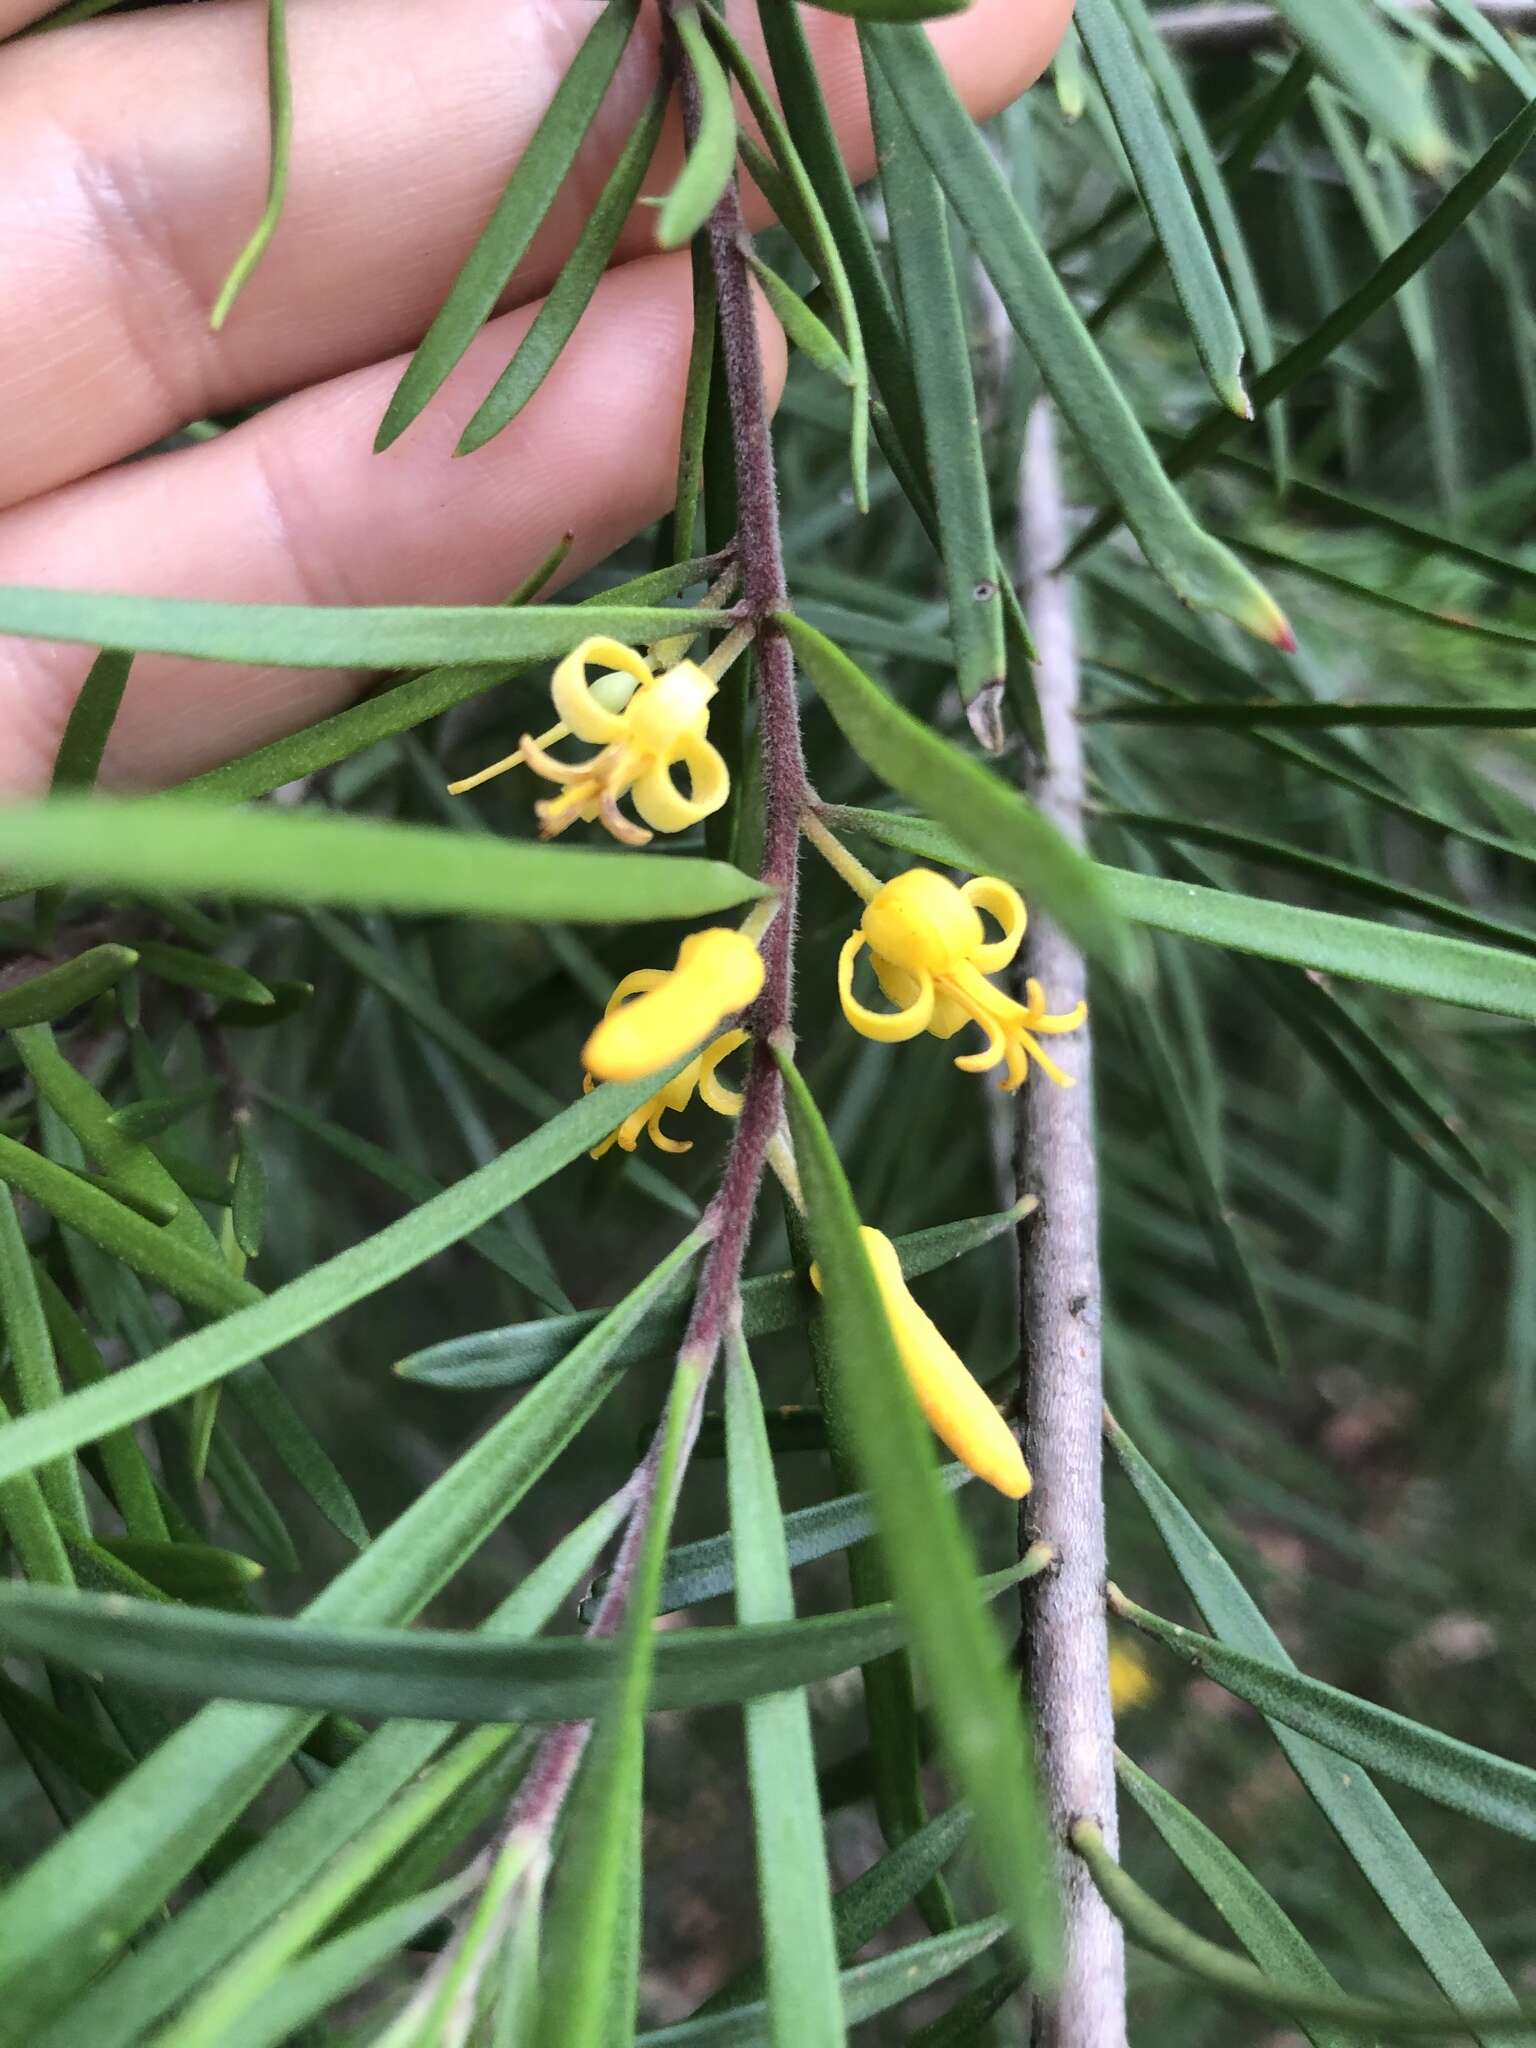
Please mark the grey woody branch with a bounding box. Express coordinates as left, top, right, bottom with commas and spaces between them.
1015, 402, 1126, 2048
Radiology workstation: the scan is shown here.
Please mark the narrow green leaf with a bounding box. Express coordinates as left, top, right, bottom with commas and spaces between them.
636, 1918, 1009, 2045
1107, 805, 1536, 958
0, 1557, 1035, 1725
0, 1134, 256, 1319
36, 1268, 168, 1543
1109, 1419, 1518, 2029
1073, 0, 1248, 412
725, 1328, 845, 2048
47, 648, 133, 792
867, 54, 1007, 746
1267, 0, 1448, 168
697, 4, 870, 510
0, 1193, 88, 1538
0, 944, 138, 1027
701, 1801, 974, 2016
660, 1462, 971, 1614
98, 1537, 261, 1606
229, 1118, 266, 1261
659, 7, 738, 249
1122, 985, 1287, 1372
0, 798, 766, 924
109, 1083, 221, 1141
781, 615, 1126, 969
0, 1391, 76, 1591
1101, 868, 1536, 1023
1072, 94, 1536, 563
0, 1233, 704, 2036
540, 1365, 700, 2048
375, 0, 642, 446
209, 0, 292, 328
862, 21, 1290, 648
1089, 697, 1536, 730
777, 1048, 1060, 1980
131, 939, 273, 1007
742, 248, 855, 385
170, 555, 726, 804
1078, 1820, 1536, 2037
47, 1498, 629, 2048
0, 590, 730, 669
1119, 1594, 1536, 1849
253, 1084, 568, 1309
398, 1204, 1023, 1387
1115, 1752, 1359, 2048
0, 1080, 697, 1498
225, 1365, 369, 1551
458, 82, 668, 452
668, 248, 718, 561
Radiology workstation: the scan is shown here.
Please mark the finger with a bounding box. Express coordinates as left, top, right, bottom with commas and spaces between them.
0, 251, 787, 795
0, 0, 1069, 508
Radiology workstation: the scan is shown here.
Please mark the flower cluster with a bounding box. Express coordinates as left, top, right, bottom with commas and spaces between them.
494, 638, 1088, 1496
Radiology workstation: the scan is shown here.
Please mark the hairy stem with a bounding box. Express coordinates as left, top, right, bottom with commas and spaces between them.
1015, 402, 1124, 2048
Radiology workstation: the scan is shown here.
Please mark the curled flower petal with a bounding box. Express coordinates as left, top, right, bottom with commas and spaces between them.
960, 875, 1027, 974
812, 1225, 1030, 1499
838, 932, 934, 1043
552, 636, 653, 744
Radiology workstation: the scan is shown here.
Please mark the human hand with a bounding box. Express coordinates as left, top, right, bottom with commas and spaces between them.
0, 0, 1071, 794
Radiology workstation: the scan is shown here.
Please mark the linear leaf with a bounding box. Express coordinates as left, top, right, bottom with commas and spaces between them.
1118, 1595, 1536, 1848
0, 1559, 1034, 1724
209, 0, 292, 329
0, 1234, 703, 2037
46, 1499, 630, 2048
742, 248, 855, 385
0, 1194, 88, 1538
0, 944, 138, 1028
725, 1329, 845, 2048
0, 590, 730, 669
1115, 1752, 1359, 2048
1267, 0, 1448, 168
0, 798, 765, 924
780, 614, 1127, 968
862, 21, 1290, 648
399, 1203, 1023, 1387
659, 7, 738, 249
0, 1078, 697, 1497
867, 54, 1007, 743
540, 1365, 698, 2048
637, 1918, 1008, 2045
1101, 868, 1536, 1023
46, 647, 133, 792
458, 81, 668, 452
170, 555, 725, 804
375, 0, 642, 446
778, 1048, 1060, 1979
1074, 1822, 1536, 2038
1073, 0, 1247, 412
1072, 94, 1536, 563
1109, 1419, 1518, 2028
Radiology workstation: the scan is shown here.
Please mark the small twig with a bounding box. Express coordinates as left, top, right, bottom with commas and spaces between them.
1014, 402, 1124, 2048
1155, 0, 1536, 49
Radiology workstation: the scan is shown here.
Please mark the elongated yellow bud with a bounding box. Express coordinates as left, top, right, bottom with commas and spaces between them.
813, 1225, 1031, 1500
582, 929, 763, 1084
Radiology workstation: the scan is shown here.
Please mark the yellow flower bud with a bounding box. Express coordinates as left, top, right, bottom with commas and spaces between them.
813, 1225, 1030, 1500
582, 929, 763, 1084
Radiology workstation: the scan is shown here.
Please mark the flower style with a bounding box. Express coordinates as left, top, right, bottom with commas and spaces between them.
838, 867, 1086, 1091
448, 636, 729, 848
581, 928, 763, 1157
813, 1225, 1029, 1498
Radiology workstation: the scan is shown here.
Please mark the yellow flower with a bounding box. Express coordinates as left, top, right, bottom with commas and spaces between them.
1109, 1638, 1157, 1715
838, 867, 1085, 1092
448, 636, 729, 848
813, 1225, 1030, 1499
581, 929, 762, 1158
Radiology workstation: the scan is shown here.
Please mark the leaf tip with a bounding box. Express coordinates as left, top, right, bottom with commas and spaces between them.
965, 683, 1007, 755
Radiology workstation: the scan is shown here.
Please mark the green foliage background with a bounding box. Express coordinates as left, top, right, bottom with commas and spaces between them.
2, 0, 1536, 2042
